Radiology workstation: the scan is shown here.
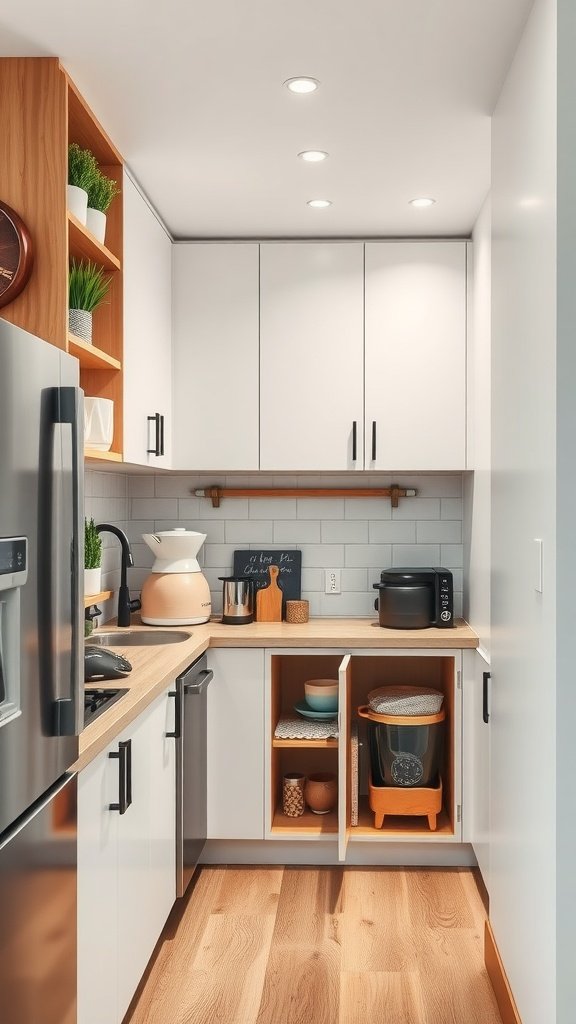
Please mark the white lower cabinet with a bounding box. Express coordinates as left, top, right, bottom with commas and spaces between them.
264, 648, 463, 860
78, 688, 176, 1024
462, 648, 491, 889
206, 649, 265, 839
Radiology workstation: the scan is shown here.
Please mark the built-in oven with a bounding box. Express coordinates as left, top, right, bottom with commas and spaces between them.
170, 654, 213, 898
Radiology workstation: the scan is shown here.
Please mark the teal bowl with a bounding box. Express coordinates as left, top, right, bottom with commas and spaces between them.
304, 680, 339, 712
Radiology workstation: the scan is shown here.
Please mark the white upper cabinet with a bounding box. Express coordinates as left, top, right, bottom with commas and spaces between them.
260, 243, 365, 471
123, 172, 173, 468
365, 241, 467, 470
172, 243, 259, 470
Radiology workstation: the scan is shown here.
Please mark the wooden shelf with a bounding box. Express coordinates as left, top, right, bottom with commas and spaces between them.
68, 211, 121, 270
272, 737, 338, 749
84, 590, 113, 608
271, 805, 338, 835
84, 448, 122, 463
68, 333, 121, 371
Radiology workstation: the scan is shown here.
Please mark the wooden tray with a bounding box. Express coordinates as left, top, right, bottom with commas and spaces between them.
368, 774, 443, 831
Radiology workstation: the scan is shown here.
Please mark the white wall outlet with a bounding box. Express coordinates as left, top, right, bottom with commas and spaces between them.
325, 569, 341, 594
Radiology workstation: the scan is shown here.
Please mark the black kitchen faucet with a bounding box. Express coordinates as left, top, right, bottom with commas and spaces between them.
96, 524, 142, 627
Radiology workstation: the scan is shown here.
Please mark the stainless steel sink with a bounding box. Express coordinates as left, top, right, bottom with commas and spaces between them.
88, 630, 192, 647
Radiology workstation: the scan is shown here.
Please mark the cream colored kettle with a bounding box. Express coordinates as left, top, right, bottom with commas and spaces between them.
140, 529, 212, 625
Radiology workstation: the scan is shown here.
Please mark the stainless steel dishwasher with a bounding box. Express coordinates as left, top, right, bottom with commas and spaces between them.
169, 653, 213, 898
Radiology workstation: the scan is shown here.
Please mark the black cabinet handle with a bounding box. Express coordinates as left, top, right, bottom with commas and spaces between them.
159, 414, 165, 456
352, 421, 357, 462
482, 672, 490, 724
166, 688, 181, 739
109, 739, 132, 814
371, 421, 377, 461
147, 413, 162, 456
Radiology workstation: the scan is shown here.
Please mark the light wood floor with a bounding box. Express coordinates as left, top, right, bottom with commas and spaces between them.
126, 866, 502, 1024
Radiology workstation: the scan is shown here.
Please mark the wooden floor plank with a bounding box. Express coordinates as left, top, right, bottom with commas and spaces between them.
339, 971, 425, 1024
126, 866, 502, 1024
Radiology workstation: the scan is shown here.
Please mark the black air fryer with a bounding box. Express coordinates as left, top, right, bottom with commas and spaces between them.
373, 567, 454, 629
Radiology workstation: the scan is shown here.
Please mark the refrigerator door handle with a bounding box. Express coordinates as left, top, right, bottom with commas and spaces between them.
39, 386, 84, 737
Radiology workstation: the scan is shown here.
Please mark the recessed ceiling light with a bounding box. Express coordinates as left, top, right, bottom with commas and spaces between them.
409, 197, 436, 208
284, 77, 320, 94
307, 199, 332, 208
298, 150, 329, 162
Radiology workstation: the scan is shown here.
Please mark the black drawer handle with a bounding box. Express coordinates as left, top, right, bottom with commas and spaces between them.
371, 421, 377, 461
482, 672, 490, 724
166, 689, 181, 739
109, 739, 132, 814
352, 421, 357, 462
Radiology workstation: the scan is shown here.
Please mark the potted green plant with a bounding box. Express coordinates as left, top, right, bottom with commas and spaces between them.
84, 517, 102, 596
68, 258, 111, 343
86, 170, 121, 245
68, 143, 99, 226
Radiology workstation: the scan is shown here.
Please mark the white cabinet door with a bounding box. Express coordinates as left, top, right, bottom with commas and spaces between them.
172, 243, 259, 470
365, 241, 466, 469
77, 747, 119, 1024
123, 172, 173, 467
115, 710, 155, 1023
206, 649, 265, 839
462, 649, 491, 889
146, 690, 177, 939
260, 243, 364, 470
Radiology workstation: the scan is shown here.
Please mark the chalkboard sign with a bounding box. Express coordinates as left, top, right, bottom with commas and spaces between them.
233, 549, 302, 607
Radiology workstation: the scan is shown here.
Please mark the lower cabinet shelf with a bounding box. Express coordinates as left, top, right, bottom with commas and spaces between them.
271, 806, 338, 835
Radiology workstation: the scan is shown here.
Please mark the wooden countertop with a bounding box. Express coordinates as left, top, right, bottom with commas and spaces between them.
76, 617, 478, 772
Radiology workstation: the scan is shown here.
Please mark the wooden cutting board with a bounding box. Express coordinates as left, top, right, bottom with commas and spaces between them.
256, 565, 283, 622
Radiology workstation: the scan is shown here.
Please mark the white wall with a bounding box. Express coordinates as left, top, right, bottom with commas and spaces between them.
464, 196, 491, 655
490, 1, 557, 1021
556, 1, 576, 1019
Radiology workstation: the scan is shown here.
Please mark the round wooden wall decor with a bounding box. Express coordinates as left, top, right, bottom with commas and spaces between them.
0, 201, 34, 308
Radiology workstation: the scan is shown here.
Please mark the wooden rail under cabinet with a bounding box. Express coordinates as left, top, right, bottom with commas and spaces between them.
194, 486, 417, 508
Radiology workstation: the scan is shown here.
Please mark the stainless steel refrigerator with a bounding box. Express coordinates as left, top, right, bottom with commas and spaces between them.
0, 321, 83, 1024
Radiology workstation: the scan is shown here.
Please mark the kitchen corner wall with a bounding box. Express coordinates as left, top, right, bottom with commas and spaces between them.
86, 471, 464, 622
84, 470, 130, 624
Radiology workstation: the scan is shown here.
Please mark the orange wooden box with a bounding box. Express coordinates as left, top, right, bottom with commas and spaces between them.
368, 774, 443, 831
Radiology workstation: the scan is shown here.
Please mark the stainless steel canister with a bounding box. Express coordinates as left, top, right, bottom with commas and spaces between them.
219, 576, 256, 625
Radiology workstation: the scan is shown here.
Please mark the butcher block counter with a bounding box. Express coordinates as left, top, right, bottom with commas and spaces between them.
76, 617, 478, 772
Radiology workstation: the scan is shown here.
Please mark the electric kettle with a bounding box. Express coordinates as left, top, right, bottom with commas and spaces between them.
140, 529, 212, 625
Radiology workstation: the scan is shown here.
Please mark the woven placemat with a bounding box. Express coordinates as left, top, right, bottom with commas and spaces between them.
274, 715, 339, 740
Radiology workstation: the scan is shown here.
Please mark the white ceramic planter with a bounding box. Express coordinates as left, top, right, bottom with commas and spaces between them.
86, 207, 107, 244
84, 567, 102, 596
84, 397, 114, 451
69, 308, 92, 343
67, 184, 88, 225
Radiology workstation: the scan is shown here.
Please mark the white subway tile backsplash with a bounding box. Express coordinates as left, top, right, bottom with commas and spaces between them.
273, 521, 322, 544
128, 475, 155, 497
249, 498, 297, 519
226, 520, 274, 543
177, 498, 201, 519
345, 544, 392, 568
391, 544, 440, 567
441, 498, 464, 520
299, 544, 345, 568
368, 521, 416, 543
416, 521, 462, 544
321, 521, 368, 543
203, 544, 238, 568
345, 498, 392, 521
391, 497, 440, 520
87, 470, 465, 623
440, 544, 464, 567
297, 498, 344, 520
131, 497, 178, 520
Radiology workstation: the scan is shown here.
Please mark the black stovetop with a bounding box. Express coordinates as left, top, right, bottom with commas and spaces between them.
84, 687, 128, 726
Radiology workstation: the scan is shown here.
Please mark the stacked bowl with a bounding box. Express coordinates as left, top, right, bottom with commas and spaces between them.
294, 678, 338, 720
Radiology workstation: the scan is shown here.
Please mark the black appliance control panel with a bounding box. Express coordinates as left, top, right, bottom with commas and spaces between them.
0, 537, 27, 577
436, 570, 454, 626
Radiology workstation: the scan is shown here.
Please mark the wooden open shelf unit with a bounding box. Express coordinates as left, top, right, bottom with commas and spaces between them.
83, 590, 113, 608
0, 57, 124, 462
267, 652, 459, 845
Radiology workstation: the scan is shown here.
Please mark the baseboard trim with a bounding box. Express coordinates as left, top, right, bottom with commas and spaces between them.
472, 866, 489, 914
484, 920, 523, 1024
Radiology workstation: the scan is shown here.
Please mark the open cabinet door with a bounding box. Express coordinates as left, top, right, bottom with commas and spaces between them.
338, 654, 352, 862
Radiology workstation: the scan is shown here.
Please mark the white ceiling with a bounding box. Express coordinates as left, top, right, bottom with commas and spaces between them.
1, 0, 532, 239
